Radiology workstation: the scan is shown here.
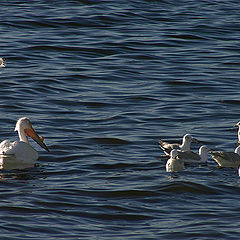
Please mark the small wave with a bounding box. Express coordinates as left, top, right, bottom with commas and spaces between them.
165, 33, 208, 41
78, 211, 153, 221
90, 137, 132, 145
165, 80, 201, 86
220, 99, 240, 105
92, 162, 138, 170
158, 181, 219, 195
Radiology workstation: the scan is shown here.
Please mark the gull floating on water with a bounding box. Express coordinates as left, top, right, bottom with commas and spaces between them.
0, 117, 50, 169
158, 134, 198, 156
210, 145, 240, 168
177, 145, 209, 164
234, 121, 240, 144
0, 58, 5, 67
166, 149, 184, 172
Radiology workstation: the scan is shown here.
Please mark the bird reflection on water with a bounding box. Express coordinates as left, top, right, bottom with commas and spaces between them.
0, 157, 42, 181
0, 155, 35, 171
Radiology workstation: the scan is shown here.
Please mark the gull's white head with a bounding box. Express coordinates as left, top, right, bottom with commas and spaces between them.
199, 145, 209, 154
183, 134, 192, 142
15, 117, 50, 152
235, 145, 240, 155
198, 145, 209, 162
183, 134, 198, 143
234, 121, 240, 143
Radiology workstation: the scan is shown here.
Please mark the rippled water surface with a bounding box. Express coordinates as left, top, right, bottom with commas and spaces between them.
1, 1, 240, 239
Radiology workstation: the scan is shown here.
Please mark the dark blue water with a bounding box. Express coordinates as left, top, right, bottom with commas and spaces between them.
1, 0, 240, 239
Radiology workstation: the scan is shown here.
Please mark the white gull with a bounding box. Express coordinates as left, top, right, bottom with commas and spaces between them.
234, 121, 240, 144
177, 145, 209, 164
166, 149, 184, 172
210, 145, 240, 168
158, 134, 198, 156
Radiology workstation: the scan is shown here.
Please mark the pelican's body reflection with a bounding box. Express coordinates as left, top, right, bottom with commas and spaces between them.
0, 155, 42, 180
0, 155, 35, 170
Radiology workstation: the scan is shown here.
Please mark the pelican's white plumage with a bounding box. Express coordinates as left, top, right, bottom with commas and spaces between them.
0, 117, 49, 169
177, 145, 209, 163
166, 149, 184, 172
210, 145, 240, 168
159, 134, 197, 156
0, 58, 5, 67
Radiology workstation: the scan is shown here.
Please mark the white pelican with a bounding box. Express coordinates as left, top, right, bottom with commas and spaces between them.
166, 149, 184, 172
159, 134, 198, 156
210, 145, 240, 168
0, 58, 5, 67
0, 117, 49, 168
177, 145, 209, 163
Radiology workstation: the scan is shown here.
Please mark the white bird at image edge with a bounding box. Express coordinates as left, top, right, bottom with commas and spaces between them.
0, 58, 5, 67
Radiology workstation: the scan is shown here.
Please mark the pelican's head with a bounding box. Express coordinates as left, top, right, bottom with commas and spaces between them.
15, 117, 32, 132
15, 117, 50, 152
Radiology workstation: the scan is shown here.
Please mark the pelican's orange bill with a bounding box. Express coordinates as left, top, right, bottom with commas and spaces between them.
25, 128, 50, 152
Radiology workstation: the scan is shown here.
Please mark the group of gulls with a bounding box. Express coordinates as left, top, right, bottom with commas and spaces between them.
0, 58, 240, 175
159, 122, 240, 175
1, 117, 240, 173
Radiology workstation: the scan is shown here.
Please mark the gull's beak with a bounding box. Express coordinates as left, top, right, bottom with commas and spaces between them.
209, 148, 215, 153
25, 127, 50, 152
234, 124, 239, 127
192, 138, 199, 143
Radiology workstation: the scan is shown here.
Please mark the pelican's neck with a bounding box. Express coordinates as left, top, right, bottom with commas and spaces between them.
199, 149, 208, 162
18, 128, 29, 143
